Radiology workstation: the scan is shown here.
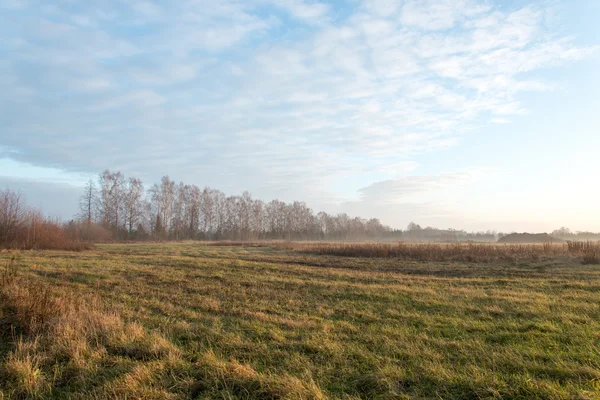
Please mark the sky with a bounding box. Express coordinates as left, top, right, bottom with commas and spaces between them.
1, 0, 599, 232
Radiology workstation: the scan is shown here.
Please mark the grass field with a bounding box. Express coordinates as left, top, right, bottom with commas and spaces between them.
1, 242, 600, 399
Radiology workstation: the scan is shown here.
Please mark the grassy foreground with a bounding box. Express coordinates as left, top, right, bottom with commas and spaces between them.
1, 243, 600, 399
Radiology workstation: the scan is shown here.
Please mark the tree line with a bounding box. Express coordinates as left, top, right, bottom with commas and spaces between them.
550, 227, 600, 241
399, 224, 600, 243
3, 169, 598, 248
76, 170, 393, 241
400, 222, 500, 242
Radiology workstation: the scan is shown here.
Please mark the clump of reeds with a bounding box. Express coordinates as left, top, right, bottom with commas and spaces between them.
288, 242, 562, 263
567, 241, 600, 265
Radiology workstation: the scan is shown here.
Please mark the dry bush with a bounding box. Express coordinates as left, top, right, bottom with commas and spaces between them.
567, 241, 600, 265
582, 248, 600, 265
19, 216, 93, 251
63, 221, 113, 243
582, 251, 599, 265
0, 189, 93, 251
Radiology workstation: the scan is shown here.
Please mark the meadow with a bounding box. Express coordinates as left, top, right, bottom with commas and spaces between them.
1, 242, 600, 399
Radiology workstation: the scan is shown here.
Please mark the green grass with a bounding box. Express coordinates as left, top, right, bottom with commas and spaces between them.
1, 243, 600, 399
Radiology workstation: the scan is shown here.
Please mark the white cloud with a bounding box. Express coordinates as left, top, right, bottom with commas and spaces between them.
0, 0, 595, 223
129, 62, 201, 86
358, 172, 481, 204
71, 78, 113, 92
132, 1, 162, 18
400, 0, 491, 31
362, 0, 400, 17
91, 90, 166, 110
269, 0, 330, 22
377, 161, 420, 176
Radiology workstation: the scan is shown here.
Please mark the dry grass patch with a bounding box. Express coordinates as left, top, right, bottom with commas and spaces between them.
2, 243, 600, 398
191, 351, 325, 400
0, 261, 180, 399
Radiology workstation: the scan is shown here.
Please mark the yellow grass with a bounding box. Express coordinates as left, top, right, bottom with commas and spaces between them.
1, 242, 600, 399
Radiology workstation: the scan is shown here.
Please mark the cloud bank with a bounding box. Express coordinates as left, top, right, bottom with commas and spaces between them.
0, 0, 595, 227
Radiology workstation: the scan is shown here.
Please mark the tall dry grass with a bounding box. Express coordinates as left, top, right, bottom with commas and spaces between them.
207, 240, 600, 264
567, 241, 600, 264
0, 256, 178, 398
290, 242, 565, 263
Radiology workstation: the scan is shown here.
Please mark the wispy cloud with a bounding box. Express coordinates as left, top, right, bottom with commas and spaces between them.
400, 0, 491, 31
268, 0, 331, 22
0, 0, 595, 220
358, 171, 486, 204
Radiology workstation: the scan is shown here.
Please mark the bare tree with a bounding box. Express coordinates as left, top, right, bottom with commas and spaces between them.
111, 172, 126, 233
187, 185, 201, 239
97, 170, 111, 228
78, 170, 395, 241
0, 188, 26, 245
124, 177, 144, 235
78, 179, 96, 224
96, 170, 126, 236
149, 176, 175, 238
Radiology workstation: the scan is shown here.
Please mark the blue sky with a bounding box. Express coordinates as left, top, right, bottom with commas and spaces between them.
1, 0, 598, 232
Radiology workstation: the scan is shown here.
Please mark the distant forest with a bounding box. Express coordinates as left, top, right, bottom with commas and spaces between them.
1, 169, 599, 248
75, 170, 391, 241
400, 224, 600, 242
71, 170, 600, 242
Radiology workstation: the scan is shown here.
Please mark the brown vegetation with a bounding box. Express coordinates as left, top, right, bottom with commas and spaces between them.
0, 254, 180, 399
567, 241, 600, 265
0, 189, 92, 251
207, 240, 600, 264
2, 243, 600, 398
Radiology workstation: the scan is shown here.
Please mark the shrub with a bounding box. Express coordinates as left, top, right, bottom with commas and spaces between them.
0, 189, 93, 251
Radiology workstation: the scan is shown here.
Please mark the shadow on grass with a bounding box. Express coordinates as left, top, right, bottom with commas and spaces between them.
352, 373, 487, 399
0, 290, 26, 358
181, 247, 584, 280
